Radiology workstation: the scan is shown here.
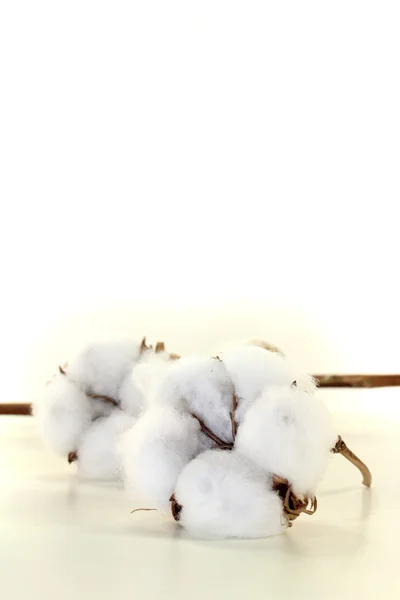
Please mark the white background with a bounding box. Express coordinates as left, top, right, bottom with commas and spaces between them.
1, 1, 399, 403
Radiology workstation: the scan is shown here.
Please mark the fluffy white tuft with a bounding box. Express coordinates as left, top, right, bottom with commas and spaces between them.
236, 386, 337, 496
132, 351, 172, 398
150, 357, 235, 443
118, 375, 144, 417
173, 450, 287, 539
118, 350, 174, 416
77, 411, 135, 480
122, 406, 205, 512
219, 345, 316, 422
67, 339, 142, 399
34, 374, 92, 455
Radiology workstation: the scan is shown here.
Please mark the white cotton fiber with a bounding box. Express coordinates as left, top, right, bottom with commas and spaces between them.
236, 386, 337, 497
122, 406, 205, 512
219, 345, 316, 423
34, 373, 92, 456
67, 339, 142, 400
118, 350, 174, 416
131, 350, 172, 398
172, 450, 286, 539
77, 411, 135, 480
118, 375, 144, 417
150, 357, 235, 443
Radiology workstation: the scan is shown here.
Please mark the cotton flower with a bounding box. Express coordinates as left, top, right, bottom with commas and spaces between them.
171, 449, 287, 539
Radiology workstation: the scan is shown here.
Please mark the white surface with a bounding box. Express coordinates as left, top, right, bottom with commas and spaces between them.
1, 389, 399, 599
2, 3, 400, 404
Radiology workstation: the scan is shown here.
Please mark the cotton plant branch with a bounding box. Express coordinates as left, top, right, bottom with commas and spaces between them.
0, 403, 32, 415
314, 374, 400, 388
3, 370, 400, 416
331, 435, 372, 487
182, 380, 372, 528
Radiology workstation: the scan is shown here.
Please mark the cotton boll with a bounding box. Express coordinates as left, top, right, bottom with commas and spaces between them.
172, 450, 286, 539
67, 339, 143, 400
219, 345, 316, 423
150, 357, 235, 443
236, 386, 337, 497
219, 345, 295, 422
34, 374, 92, 456
122, 406, 205, 512
77, 411, 135, 480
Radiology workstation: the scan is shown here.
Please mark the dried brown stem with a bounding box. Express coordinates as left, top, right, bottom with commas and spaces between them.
155, 341, 165, 353
140, 336, 152, 353
170, 494, 183, 521
68, 451, 78, 464
332, 436, 372, 487
0, 403, 32, 415
4, 373, 400, 418
86, 392, 119, 407
131, 508, 157, 514
230, 392, 238, 440
272, 475, 317, 526
190, 413, 233, 450
314, 374, 400, 388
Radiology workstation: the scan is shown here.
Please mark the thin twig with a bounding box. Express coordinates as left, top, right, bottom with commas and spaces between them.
131, 508, 157, 514
3, 373, 400, 418
0, 403, 32, 415
314, 374, 400, 388
331, 436, 372, 487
